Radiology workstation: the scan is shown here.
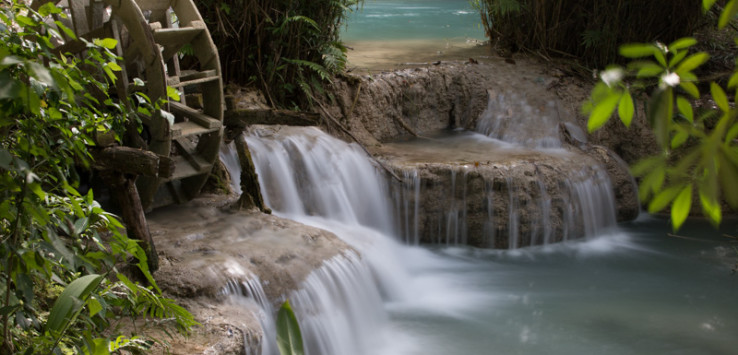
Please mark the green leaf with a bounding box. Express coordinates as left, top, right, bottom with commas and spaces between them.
587, 91, 621, 132
93, 38, 118, 50
46, 274, 104, 335
719, 0, 738, 29
727, 123, 738, 143
648, 88, 674, 148
107, 62, 121, 72
15, 15, 37, 28
276, 300, 304, 355
668, 38, 697, 52
668, 50, 688, 69
676, 96, 693, 123
618, 90, 634, 127
671, 184, 692, 230
639, 168, 666, 206
711, 82, 729, 112
671, 129, 689, 149
619, 43, 656, 58
654, 50, 667, 67
166, 86, 181, 101
648, 185, 682, 213
728, 72, 738, 89
699, 190, 722, 225
54, 21, 77, 41
679, 82, 700, 98
634, 62, 664, 78
88, 296, 102, 317
704, 0, 718, 11
675, 52, 709, 74
38, 2, 63, 16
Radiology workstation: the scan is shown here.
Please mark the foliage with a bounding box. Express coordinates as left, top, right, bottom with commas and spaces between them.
583, 1, 738, 231
471, 0, 704, 68
276, 300, 304, 355
0, 2, 195, 353
198, 0, 362, 107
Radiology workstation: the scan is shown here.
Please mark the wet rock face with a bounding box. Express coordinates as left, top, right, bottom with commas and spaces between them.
384, 148, 620, 249
324, 62, 644, 247
146, 204, 352, 353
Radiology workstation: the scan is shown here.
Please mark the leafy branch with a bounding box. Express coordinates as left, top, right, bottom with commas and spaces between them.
584, 1, 738, 230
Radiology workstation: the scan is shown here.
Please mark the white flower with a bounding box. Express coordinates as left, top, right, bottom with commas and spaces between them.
661, 72, 680, 88
600, 68, 624, 87
656, 41, 668, 53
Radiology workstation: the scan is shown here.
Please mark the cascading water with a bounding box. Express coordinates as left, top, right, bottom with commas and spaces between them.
222, 123, 737, 355
476, 91, 562, 149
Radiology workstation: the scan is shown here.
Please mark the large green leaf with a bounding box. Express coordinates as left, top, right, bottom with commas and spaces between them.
619, 43, 656, 58
674, 52, 709, 74
699, 190, 722, 226
648, 185, 682, 213
719, 0, 738, 28
276, 300, 304, 355
618, 90, 634, 127
46, 274, 104, 336
711, 83, 730, 112
668, 38, 697, 52
587, 91, 621, 132
671, 184, 692, 230
676, 96, 693, 123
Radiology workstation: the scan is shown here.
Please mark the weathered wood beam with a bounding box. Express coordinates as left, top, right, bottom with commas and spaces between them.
233, 133, 270, 214
224, 109, 320, 129
91, 146, 174, 178
99, 171, 158, 272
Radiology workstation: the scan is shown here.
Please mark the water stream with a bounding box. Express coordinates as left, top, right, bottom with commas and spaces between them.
220, 125, 738, 354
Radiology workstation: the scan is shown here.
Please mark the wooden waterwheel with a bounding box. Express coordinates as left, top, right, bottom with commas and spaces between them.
33, 0, 224, 210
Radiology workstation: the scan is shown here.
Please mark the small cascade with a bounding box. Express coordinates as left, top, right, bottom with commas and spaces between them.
390, 162, 617, 248
564, 165, 618, 237
476, 91, 562, 148
221, 277, 276, 355
505, 176, 521, 249
219, 142, 242, 194
243, 126, 394, 235
289, 252, 387, 355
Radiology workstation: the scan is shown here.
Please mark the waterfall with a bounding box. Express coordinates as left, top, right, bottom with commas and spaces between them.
232, 126, 422, 355
476, 91, 562, 148
243, 126, 394, 235
221, 277, 276, 355
220, 141, 242, 194
221, 119, 620, 353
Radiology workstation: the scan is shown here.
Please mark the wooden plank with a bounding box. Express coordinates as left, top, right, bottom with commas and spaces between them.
170, 101, 222, 129
69, 0, 91, 35
172, 120, 219, 138
153, 26, 203, 59
99, 171, 158, 271
224, 109, 320, 128
169, 155, 210, 180
167, 74, 220, 88
134, 0, 172, 12
91, 146, 174, 178
89, 0, 107, 29
174, 138, 210, 171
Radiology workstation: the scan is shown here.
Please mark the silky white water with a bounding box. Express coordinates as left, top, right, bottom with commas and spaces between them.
224, 126, 738, 355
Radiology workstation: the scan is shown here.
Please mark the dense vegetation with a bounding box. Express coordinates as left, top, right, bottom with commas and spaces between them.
198, 0, 362, 108
472, 0, 704, 68
0, 2, 194, 353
